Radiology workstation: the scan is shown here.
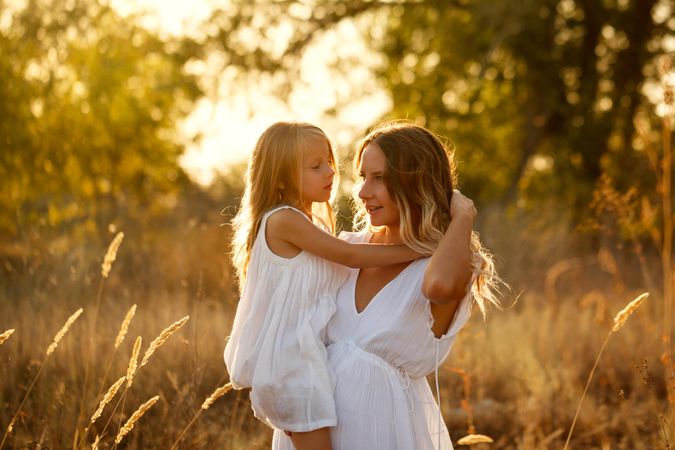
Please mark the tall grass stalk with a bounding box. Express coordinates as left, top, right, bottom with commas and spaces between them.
113, 395, 160, 447
170, 381, 233, 449
95, 304, 137, 401
77, 232, 125, 434
0, 308, 83, 450
563, 293, 648, 450
660, 69, 673, 417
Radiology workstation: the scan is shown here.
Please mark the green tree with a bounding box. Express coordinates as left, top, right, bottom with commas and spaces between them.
0, 0, 203, 236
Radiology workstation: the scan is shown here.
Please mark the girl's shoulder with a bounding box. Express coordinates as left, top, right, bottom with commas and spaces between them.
263, 204, 310, 222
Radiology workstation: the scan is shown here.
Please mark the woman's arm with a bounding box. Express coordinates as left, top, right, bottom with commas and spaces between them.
267, 209, 420, 268
422, 191, 475, 305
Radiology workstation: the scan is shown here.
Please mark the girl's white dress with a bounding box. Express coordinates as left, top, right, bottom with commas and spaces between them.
223, 205, 347, 432
272, 230, 473, 450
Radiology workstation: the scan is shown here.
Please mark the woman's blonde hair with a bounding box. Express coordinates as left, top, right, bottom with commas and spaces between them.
353, 121, 500, 316
231, 121, 337, 286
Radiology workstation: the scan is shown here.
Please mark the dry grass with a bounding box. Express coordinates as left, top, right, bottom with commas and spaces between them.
126, 337, 142, 389
46, 308, 83, 356
0, 142, 670, 448
140, 316, 190, 368
0, 225, 668, 449
115, 304, 136, 350
90, 376, 126, 425
114, 395, 160, 445
0, 329, 14, 345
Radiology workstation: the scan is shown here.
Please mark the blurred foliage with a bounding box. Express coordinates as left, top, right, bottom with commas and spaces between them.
0, 0, 204, 237
203, 0, 671, 222
0, 0, 671, 254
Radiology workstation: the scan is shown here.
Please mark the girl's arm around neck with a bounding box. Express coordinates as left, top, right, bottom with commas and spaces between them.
267, 209, 421, 268
422, 205, 474, 306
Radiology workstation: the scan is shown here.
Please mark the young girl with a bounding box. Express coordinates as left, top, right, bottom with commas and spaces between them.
223, 121, 421, 450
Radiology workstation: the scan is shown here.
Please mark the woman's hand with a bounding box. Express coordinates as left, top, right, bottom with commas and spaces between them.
450, 190, 477, 221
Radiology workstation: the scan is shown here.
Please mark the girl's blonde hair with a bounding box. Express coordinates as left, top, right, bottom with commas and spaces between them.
353, 121, 500, 316
231, 121, 337, 286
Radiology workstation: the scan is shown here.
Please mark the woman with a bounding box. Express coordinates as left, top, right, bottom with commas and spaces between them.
273, 122, 500, 450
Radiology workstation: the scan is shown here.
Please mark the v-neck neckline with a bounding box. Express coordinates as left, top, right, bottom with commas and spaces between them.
351, 231, 418, 316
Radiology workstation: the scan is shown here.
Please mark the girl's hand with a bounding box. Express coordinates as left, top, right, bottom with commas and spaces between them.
450, 189, 477, 221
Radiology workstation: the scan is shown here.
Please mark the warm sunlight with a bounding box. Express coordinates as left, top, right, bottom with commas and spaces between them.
2, 1, 673, 448
111, 0, 390, 185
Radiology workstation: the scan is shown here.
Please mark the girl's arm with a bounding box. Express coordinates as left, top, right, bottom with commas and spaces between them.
422, 191, 475, 306
267, 209, 421, 268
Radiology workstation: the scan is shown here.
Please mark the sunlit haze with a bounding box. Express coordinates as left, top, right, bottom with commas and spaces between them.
110, 0, 390, 186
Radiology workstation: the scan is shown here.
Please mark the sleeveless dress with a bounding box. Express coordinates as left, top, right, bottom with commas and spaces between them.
223, 205, 348, 432
272, 230, 474, 450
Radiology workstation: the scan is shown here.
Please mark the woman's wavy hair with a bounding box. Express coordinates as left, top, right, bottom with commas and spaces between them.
353, 121, 500, 315
231, 121, 337, 287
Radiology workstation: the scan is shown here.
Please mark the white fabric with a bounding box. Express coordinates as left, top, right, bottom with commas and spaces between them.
223, 205, 348, 432
271, 230, 473, 450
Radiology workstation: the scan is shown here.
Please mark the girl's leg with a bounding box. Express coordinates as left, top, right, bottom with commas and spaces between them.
289, 427, 332, 450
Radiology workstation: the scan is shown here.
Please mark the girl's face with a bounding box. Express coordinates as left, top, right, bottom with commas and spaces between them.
300, 136, 335, 207
357, 143, 400, 228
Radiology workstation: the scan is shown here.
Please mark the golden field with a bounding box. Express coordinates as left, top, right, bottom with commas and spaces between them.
0, 196, 670, 449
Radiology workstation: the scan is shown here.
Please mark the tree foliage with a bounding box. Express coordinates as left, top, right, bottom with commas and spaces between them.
203, 0, 671, 220
0, 0, 203, 236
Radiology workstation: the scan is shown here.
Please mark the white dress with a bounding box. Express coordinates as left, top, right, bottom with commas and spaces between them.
272, 230, 473, 450
223, 205, 348, 432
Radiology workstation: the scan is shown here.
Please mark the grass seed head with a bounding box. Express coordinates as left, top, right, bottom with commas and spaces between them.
141, 316, 189, 367
6, 417, 15, 434
90, 376, 126, 425
115, 304, 137, 349
457, 433, 494, 445
202, 382, 233, 410
127, 336, 142, 388
612, 292, 649, 332
46, 308, 83, 356
114, 395, 160, 444
0, 329, 15, 345
101, 232, 124, 278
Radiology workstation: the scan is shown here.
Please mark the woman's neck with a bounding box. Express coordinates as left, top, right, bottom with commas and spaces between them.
371, 224, 402, 244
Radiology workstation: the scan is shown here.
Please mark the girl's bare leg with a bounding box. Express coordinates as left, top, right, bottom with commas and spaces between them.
289, 427, 332, 450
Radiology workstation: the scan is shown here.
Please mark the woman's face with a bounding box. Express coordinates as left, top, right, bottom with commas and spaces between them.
357, 143, 400, 228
